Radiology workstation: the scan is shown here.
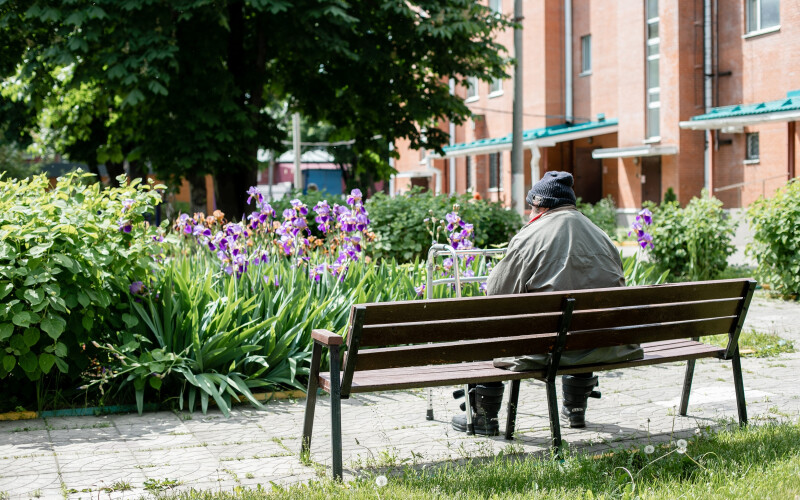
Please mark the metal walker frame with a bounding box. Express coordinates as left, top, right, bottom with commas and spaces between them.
424, 243, 507, 435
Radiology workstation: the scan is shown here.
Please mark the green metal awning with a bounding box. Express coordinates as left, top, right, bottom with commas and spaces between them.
436, 117, 619, 158
680, 90, 800, 131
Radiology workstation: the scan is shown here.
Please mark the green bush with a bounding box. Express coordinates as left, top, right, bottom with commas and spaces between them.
747, 179, 800, 297
0, 173, 163, 389
366, 188, 523, 262
96, 251, 425, 415
577, 195, 617, 240
645, 190, 736, 281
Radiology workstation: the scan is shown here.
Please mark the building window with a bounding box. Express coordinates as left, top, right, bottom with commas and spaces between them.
746, 0, 780, 33
466, 156, 473, 191
580, 35, 591, 74
646, 0, 660, 139
489, 77, 503, 95
489, 153, 502, 190
489, 0, 501, 15
746, 132, 760, 161
466, 76, 478, 100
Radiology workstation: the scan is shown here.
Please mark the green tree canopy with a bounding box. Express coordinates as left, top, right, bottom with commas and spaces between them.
0, 0, 511, 217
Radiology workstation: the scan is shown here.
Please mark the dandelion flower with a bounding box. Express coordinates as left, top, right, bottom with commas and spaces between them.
375, 475, 388, 488
695, 428, 702, 435
676, 439, 688, 454
644, 445, 655, 455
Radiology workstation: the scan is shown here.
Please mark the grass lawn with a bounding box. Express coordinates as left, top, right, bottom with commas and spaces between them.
156, 421, 800, 499
703, 329, 795, 358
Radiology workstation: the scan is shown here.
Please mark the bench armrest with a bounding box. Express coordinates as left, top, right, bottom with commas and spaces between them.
312, 329, 344, 346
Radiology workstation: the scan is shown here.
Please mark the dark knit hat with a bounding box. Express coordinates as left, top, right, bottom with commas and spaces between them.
525, 171, 577, 208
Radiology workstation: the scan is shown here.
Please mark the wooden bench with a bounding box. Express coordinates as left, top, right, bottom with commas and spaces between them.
301, 278, 757, 479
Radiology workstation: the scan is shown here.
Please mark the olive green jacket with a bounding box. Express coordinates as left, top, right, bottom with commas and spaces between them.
489, 205, 643, 371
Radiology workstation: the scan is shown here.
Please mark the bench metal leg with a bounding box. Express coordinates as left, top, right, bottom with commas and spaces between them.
301, 342, 323, 456
679, 359, 696, 416
731, 351, 748, 426
504, 380, 520, 440
329, 345, 344, 480
545, 380, 562, 457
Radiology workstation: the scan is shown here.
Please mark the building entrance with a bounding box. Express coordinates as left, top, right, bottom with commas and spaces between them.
573, 147, 603, 203
641, 157, 662, 204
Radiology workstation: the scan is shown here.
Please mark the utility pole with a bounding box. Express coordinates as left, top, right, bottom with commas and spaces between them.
292, 112, 302, 191
511, 0, 525, 216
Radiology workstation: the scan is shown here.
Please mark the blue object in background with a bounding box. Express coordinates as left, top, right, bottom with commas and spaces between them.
304, 169, 343, 195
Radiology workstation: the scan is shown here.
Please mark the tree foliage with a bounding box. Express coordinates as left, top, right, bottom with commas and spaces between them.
1, 0, 512, 217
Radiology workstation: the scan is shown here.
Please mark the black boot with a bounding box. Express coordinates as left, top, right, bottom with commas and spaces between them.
451, 382, 504, 435
561, 374, 601, 428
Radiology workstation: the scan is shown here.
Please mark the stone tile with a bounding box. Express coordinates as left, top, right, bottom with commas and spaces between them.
0, 430, 52, 459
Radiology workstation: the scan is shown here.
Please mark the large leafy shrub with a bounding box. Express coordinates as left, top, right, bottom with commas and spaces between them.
645, 191, 736, 281
98, 252, 423, 415
0, 173, 162, 387
366, 188, 522, 262
577, 195, 617, 240
747, 179, 800, 297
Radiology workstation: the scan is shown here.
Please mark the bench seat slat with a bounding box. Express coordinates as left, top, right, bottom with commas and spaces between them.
359, 280, 749, 325
320, 340, 725, 393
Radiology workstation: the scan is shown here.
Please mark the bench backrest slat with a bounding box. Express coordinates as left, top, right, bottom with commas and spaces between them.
563, 316, 737, 351
358, 312, 562, 347
568, 298, 741, 331
358, 279, 748, 325
353, 334, 556, 371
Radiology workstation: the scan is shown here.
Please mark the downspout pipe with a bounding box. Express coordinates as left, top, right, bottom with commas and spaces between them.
704, 0, 713, 192
388, 142, 395, 197
564, 0, 572, 124
511, 0, 525, 216
449, 79, 456, 194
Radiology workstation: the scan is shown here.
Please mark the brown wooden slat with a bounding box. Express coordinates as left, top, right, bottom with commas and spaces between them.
558, 343, 725, 375
318, 340, 724, 393
354, 333, 557, 371
361, 294, 566, 325
353, 316, 734, 371
563, 316, 737, 350
569, 298, 741, 331
359, 312, 561, 347
357, 279, 751, 325
642, 339, 702, 353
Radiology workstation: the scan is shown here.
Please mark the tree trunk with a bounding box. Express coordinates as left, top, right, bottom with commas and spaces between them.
188, 172, 208, 215
215, 168, 257, 221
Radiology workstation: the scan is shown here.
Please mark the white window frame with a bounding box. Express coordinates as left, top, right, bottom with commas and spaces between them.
580, 35, 592, 75
745, 0, 780, 35
745, 132, 760, 162
489, 0, 502, 15
646, 2, 661, 140
465, 76, 479, 102
489, 77, 503, 97
466, 156, 474, 191
489, 153, 502, 191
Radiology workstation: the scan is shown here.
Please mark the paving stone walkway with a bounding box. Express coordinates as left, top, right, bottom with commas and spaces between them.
1, 291, 799, 500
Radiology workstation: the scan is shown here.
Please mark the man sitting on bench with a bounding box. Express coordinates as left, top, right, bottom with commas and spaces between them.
452, 171, 644, 434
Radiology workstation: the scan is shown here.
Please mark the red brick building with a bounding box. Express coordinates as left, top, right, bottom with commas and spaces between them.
391, 0, 800, 214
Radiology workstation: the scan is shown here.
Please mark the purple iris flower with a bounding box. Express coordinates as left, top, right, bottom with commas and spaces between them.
118, 219, 132, 233
246, 186, 263, 208
346, 189, 363, 206
129, 281, 145, 295
290, 199, 309, 215
414, 284, 426, 297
